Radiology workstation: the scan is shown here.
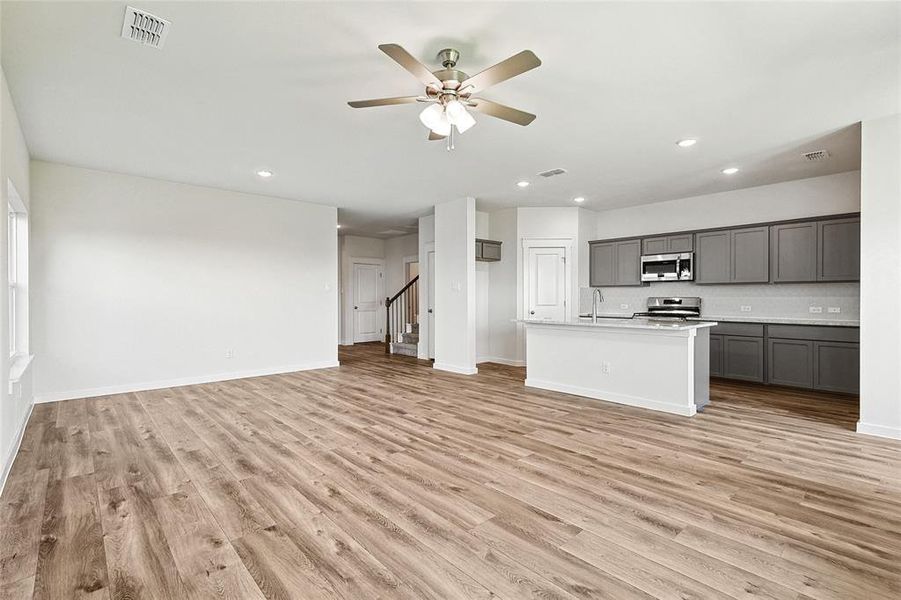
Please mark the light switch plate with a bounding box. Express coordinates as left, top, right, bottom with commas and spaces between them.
809, 306, 823, 314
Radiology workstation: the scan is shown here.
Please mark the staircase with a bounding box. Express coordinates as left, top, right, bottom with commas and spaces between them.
385, 275, 419, 356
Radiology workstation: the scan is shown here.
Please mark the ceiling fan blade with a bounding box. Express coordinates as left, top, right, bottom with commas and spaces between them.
348, 96, 424, 108
378, 44, 441, 88
459, 50, 541, 93
428, 131, 447, 141
468, 98, 536, 126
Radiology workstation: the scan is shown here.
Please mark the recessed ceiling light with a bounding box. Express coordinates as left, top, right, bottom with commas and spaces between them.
517, 181, 530, 188
721, 167, 739, 175
256, 170, 273, 178
573, 196, 585, 204
676, 139, 697, 148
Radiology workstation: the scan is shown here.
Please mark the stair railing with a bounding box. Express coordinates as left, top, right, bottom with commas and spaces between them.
385, 275, 419, 353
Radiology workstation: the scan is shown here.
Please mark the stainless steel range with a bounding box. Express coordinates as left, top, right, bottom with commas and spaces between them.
632, 297, 701, 320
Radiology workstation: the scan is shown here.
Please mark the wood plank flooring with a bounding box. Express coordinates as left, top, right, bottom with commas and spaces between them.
2, 342, 900, 599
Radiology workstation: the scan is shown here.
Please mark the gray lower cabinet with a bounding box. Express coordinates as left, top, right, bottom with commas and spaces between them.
817, 217, 860, 281
813, 341, 859, 394
589, 239, 642, 286
709, 334, 723, 377
767, 338, 813, 388
770, 222, 817, 282
723, 335, 765, 383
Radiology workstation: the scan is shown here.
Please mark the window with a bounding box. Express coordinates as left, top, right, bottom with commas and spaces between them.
7, 179, 28, 361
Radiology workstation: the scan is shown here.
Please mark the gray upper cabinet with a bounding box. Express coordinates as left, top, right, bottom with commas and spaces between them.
642, 234, 693, 254
642, 237, 668, 255
731, 227, 769, 283
695, 231, 732, 283
589, 239, 642, 287
615, 240, 642, 286
770, 222, 817, 282
667, 234, 694, 253
818, 217, 860, 281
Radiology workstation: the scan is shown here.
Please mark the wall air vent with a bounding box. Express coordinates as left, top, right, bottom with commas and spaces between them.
803, 150, 830, 162
538, 168, 567, 178
121, 6, 170, 49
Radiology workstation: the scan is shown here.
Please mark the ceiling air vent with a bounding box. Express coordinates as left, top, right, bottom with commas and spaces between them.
121, 6, 170, 49
803, 150, 830, 162
538, 168, 567, 178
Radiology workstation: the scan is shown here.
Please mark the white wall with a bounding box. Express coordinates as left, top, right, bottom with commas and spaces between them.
339, 235, 384, 344
384, 233, 418, 298
486, 209, 519, 364
475, 211, 490, 362
31, 161, 338, 402
595, 171, 861, 239
434, 198, 476, 374
1, 69, 33, 491
858, 114, 901, 440
417, 214, 435, 359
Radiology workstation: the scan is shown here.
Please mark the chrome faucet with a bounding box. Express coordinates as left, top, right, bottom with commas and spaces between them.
592, 288, 604, 323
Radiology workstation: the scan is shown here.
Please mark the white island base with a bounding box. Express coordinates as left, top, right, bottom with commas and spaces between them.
521, 319, 716, 417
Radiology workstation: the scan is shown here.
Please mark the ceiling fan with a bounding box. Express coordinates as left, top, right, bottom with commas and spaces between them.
348, 44, 541, 149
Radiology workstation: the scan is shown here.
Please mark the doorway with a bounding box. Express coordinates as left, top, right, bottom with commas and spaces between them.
352, 261, 383, 343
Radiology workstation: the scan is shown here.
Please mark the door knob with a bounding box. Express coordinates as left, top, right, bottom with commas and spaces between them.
354, 306, 358, 309
530, 310, 535, 315
428, 309, 433, 313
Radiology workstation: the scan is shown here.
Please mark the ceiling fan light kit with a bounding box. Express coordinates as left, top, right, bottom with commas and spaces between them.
349, 44, 541, 151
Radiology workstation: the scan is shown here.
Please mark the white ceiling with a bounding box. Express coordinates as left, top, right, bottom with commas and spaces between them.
2, 2, 898, 236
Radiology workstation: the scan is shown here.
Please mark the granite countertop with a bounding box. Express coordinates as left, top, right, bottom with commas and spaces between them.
521, 318, 717, 332
577, 313, 860, 327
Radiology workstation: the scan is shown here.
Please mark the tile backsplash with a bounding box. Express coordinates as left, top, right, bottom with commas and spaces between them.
580, 282, 859, 322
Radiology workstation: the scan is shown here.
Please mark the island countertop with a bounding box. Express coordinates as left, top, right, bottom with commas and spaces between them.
519, 317, 717, 332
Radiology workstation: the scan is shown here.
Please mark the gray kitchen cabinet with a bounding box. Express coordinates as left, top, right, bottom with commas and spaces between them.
476, 239, 502, 262
723, 335, 765, 382
695, 231, 732, 283
767, 338, 813, 388
615, 240, 642, 286
667, 234, 694, 252
709, 334, 723, 377
589, 242, 616, 286
818, 217, 860, 281
589, 239, 642, 286
642, 237, 668, 255
642, 234, 693, 255
813, 341, 859, 394
731, 226, 769, 283
770, 222, 817, 282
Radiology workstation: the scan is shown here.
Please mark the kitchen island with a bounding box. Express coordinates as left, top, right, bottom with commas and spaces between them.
520, 318, 717, 416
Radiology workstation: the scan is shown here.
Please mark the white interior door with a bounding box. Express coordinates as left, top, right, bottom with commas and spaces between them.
353, 263, 382, 342
527, 246, 567, 321
427, 250, 435, 359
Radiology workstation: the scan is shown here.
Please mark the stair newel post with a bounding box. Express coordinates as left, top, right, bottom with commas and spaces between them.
385, 295, 391, 353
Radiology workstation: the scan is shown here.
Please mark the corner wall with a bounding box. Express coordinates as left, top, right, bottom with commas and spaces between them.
31, 161, 339, 403
1, 69, 32, 491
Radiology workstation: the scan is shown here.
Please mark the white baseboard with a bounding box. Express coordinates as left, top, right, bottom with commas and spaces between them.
857, 421, 901, 440
433, 362, 478, 376
1, 400, 34, 496
34, 360, 340, 404
477, 356, 526, 367
524, 377, 696, 417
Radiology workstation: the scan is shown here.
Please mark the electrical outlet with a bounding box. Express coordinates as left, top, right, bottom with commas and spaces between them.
827, 307, 841, 314
601, 361, 610, 374
740, 305, 752, 312
225, 349, 234, 359
809, 306, 823, 314
620, 303, 629, 310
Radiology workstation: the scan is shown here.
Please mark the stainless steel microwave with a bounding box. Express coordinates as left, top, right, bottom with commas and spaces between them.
640, 252, 694, 282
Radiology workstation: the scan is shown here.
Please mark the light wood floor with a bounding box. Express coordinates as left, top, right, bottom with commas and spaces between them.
2, 343, 900, 599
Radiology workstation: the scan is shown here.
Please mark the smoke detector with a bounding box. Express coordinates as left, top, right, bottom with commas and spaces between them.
538, 168, 567, 178
121, 6, 170, 49
803, 150, 830, 162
